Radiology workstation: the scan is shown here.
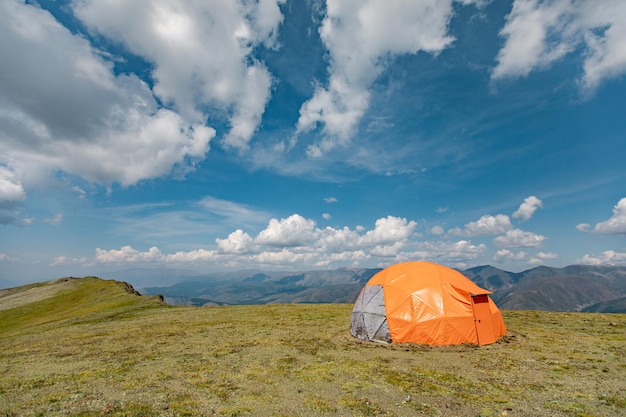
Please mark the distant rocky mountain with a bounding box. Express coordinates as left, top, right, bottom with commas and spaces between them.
138, 265, 626, 313
463, 264, 626, 312
142, 267, 381, 307
582, 296, 626, 313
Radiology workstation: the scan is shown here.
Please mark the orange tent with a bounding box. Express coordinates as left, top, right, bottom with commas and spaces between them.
350, 261, 507, 346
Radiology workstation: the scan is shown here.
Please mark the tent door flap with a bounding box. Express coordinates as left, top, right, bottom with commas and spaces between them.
471, 294, 497, 346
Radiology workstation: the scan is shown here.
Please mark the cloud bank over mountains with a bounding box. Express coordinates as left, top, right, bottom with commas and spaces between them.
85, 195, 624, 270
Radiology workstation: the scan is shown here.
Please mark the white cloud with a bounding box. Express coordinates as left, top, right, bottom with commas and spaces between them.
90, 214, 416, 268
536, 251, 558, 260
324, 197, 338, 203
72, 186, 87, 200
0, 166, 26, 224
253, 248, 317, 266
216, 229, 255, 254
449, 214, 512, 237
576, 223, 591, 232
370, 241, 408, 258
255, 214, 319, 246
578, 250, 626, 266
0, 1, 215, 189
315, 226, 361, 253
492, 0, 626, 93
591, 197, 626, 234
0, 166, 26, 203
165, 249, 218, 263
43, 213, 63, 226
493, 228, 546, 248
361, 216, 417, 245
512, 195, 543, 221
72, 0, 285, 151
492, 0, 573, 80
51, 256, 69, 266
94, 245, 164, 263
322, 213, 331, 220
528, 251, 558, 265
430, 226, 445, 235
296, 0, 464, 154
493, 249, 527, 261
458, 0, 492, 6
51, 255, 87, 266
410, 240, 487, 264
88, 209, 556, 270
19, 218, 34, 227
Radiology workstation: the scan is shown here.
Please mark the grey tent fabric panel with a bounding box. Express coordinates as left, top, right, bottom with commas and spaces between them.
350, 285, 391, 343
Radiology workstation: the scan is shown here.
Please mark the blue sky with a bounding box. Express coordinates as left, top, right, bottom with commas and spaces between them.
1, 0, 625, 287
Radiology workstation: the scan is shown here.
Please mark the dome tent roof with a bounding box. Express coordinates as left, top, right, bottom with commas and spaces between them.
351, 262, 507, 346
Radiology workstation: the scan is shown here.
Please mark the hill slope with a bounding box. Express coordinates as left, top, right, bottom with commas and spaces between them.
0, 276, 165, 336
1, 277, 625, 417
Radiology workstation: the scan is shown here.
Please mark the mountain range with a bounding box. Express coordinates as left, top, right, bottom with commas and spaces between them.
126, 264, 626, 313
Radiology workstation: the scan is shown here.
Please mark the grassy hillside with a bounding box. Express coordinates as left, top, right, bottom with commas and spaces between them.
1, 277, 625, 417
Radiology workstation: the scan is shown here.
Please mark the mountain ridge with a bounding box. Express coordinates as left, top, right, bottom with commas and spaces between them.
128, 264, 626, 312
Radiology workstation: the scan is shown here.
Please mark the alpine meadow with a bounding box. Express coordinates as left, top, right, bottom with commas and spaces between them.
1, 277, 625, 416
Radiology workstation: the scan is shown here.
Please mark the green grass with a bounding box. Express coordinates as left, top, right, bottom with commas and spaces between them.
0, 277, 164, 335
1, 277, 625, 416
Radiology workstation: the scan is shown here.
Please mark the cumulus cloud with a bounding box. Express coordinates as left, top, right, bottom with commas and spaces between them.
448, 214, 512, 237
88, 200, 559, 270
0, 166, 26, 203
94, 245, 164, 263
576, 223, 591, 232
512, 195, 543, 221
0, 166, 26, 225
528, 251, 558, 265
72, 0, 284, 151
296, 0, 472, 155
361, 216, 417, 245
536, 251, 558, 259
216, 229, 255, 254
578, 250, 626, 266
430, 226, 445, 235
591, 197, 626, 234
0, 1, 215, 189
493, 249, 527, 261
492, 0, 626, 93
92, 213, 419, 268
493, 228, 546, 248
255, 214, 319, 246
